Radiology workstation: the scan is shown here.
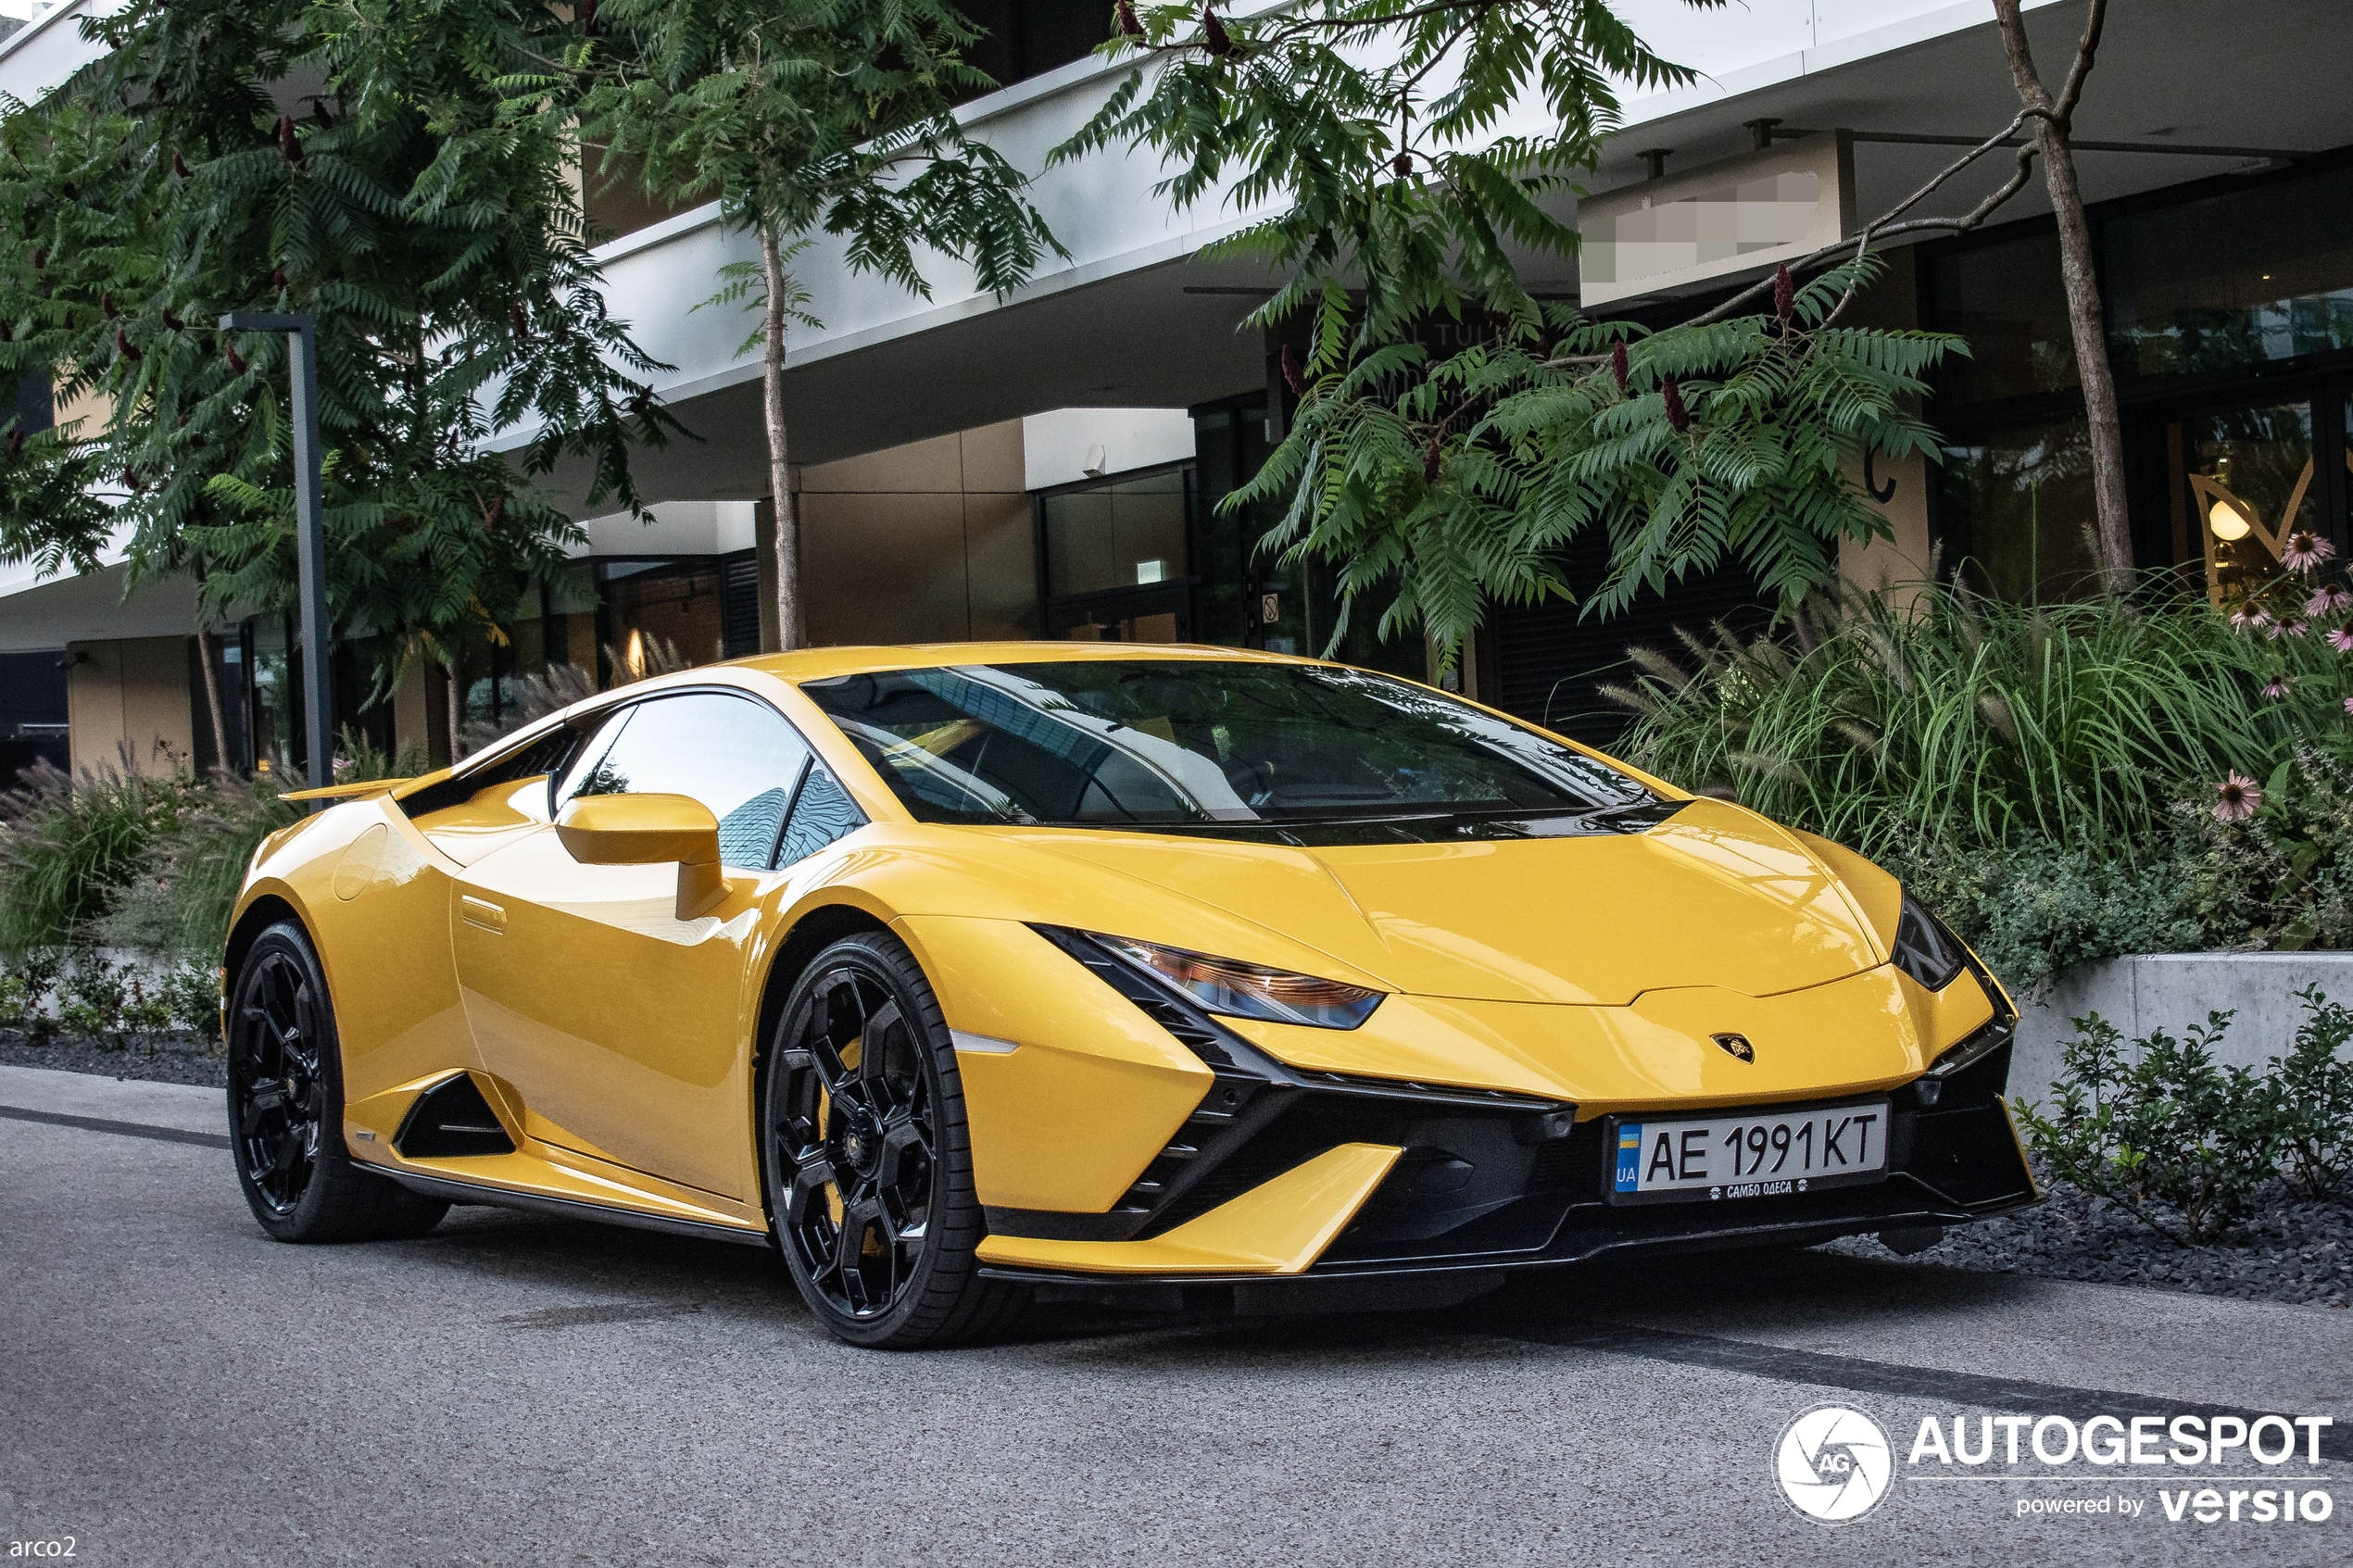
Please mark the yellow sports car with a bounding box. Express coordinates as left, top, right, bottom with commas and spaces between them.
224, 645, 2033, 1347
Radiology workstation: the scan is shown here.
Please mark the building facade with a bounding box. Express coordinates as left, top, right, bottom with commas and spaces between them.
2, 0, 2347, 779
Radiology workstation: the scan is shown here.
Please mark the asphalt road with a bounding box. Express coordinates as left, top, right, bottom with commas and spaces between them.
4, 1063, 2349, 1568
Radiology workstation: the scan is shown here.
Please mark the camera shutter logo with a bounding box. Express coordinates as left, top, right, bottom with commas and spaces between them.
1776, 1405, 1894, 1524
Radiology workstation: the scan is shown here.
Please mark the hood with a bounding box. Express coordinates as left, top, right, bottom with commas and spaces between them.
1020, 800, 1886, 1007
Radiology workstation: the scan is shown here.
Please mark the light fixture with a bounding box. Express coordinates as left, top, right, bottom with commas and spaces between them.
2208, 498, 2253, 541
625, 629, 646, 678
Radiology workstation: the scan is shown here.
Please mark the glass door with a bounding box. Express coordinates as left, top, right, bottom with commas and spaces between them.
1038, 467, 1194, 643
2165, 391, 2349, 608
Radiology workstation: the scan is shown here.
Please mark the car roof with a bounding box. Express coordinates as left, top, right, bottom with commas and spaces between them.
731, 642, 1328, 684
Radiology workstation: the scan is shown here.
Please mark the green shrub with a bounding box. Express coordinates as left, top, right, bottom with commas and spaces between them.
121, 974, 174, 1052
57, 952, 130, 1049
2016, 990, 2353, 1240
158, 959, 224, 1048
0, 972, 31, 1031
0, 949, 62, 1043
2015, 1010, 2279, 1244
0, 754, 200, 954
1612, 578, 2323, 859
2266, 986, 2353, 1199
53, 954, 178, 1053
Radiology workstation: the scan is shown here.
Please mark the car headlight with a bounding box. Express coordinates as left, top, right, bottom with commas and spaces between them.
1892, 894, 1968, 992
1089, 933, 1384, 1030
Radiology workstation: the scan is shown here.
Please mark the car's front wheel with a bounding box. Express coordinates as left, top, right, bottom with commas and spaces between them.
762, 932, 1025, 1348
228, 921, 448, 1243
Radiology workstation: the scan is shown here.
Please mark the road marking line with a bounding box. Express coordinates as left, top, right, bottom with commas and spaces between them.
0, 1103, 230, 1150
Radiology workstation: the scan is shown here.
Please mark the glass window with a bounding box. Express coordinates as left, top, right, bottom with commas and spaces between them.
775, 763, 866, 867
607, 560, 729, 677
2108, 164, 2353, 381
953, 0, 1109, 101
1190, 402, 1269, 649
560, 692, 812, 869
1043, 470, 1189, 598
555, 706, 635, 807
1937, 418, 2102, 602
581, 142, 694, 245
10, 371, 52, 436
1927, 232, 2079, 406
801, 660, 1653, 828
249, 617, 296, 780
2178, 400, 2320, 607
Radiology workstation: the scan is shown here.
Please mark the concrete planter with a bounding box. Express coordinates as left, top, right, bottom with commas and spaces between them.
2007, 953, 2353, 1108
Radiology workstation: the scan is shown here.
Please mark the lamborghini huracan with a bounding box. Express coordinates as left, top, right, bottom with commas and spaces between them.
223, 645, 2035, 1347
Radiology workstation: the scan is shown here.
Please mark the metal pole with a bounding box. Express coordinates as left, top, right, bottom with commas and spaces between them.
218, 312, 332, 793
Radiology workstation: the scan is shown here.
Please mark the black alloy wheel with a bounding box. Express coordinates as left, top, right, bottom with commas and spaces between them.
226, 922, 448, 1243
233, 942, 325, 1214
763, 932, 1024, 1348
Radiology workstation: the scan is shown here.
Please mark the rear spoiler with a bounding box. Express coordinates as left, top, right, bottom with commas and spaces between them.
277, 778, 413, 804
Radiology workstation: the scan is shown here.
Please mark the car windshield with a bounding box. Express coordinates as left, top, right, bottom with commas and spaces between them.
799, 660, 1655, 827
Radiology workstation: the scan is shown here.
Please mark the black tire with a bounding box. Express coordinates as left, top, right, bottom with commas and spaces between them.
761, 931, 1026, 1348
227, 921, 448, 1244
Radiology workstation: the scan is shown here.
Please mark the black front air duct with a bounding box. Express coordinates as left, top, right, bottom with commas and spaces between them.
393, 1073, 515, 1159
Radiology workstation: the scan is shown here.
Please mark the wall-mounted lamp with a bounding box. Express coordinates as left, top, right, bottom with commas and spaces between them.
2208, 498, 2253, 541
55, 650, 88, 671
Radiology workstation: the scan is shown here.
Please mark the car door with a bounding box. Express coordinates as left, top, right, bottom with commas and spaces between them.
450, 687, 863, 1201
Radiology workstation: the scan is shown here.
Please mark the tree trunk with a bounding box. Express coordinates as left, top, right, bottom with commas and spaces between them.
1991, 0, 2133, 596
194, 624, 231, 773
760, 223, 804, 651
189, 563, 233, 773
445, 659, 463, 762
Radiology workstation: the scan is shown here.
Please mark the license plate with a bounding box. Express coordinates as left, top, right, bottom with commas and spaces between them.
1607, 1100, 1890, 1205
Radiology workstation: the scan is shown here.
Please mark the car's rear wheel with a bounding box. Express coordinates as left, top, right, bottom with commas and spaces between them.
762, 932, 1026, 1348
228, 922, 448, 1243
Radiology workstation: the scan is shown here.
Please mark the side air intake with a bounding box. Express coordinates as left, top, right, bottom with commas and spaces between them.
393, 1073, 516, 1159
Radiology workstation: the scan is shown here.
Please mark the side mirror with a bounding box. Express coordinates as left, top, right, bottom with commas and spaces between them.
555, 793, 727, 920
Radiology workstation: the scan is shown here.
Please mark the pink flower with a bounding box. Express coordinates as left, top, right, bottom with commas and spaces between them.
2310, 585, 2351, 617
2264, 677, 2295, 698
2283, 531, 2336, 572
2331, 626, 2353, 653
2282, 619, 2311, 638
2214, 771, 2262, 822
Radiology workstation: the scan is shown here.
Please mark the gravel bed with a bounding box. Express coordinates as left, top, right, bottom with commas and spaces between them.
1833, 1178, 2352, 1309
0, 1029, 227, 1089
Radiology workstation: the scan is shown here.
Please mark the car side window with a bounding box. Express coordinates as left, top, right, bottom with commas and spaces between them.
775, 760, 866, 868
555, 692, 814, 871
554, 708, 637, 810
